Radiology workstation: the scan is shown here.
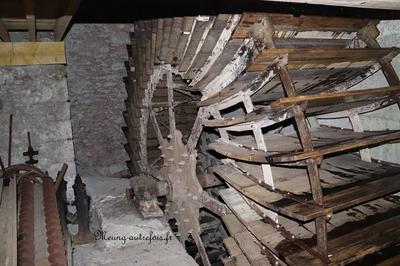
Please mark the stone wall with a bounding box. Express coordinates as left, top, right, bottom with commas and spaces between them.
65, 24, 132, 175
0, 65, 76, 198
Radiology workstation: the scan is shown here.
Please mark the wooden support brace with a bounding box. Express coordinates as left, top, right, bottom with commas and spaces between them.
166, 70, 176, 135
149, 109, 165, 146
278, 64, 328, 258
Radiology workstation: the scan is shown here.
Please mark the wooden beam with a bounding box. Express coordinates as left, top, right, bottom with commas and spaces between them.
2, 18, 55, 31
54, 0, 81, 41
0, 19, 10, 42
260, 0, 400, 10
0, 42, 66, 66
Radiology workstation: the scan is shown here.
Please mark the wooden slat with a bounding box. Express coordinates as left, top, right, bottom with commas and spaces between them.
224, 237, 244, 257
268, 130, 400, 163
215, 162, 400, 221
185, 14, 230, 78
0, 42, 66, 66
3, 18, 55, 31
203, 106, 294, 128
209, 142, 274, 164
287, 214, 400, 265
220, 189, 273, 266
210, 130, 400, 164
271, 86, 400, 108
179, 16, 214, 72
248, 48, 400, 72
232, 13, 370, 39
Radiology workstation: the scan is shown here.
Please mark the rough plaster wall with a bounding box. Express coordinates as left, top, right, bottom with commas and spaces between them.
0, 65, 76, 198
318, 20, 400, 164
66, 24, 132, 175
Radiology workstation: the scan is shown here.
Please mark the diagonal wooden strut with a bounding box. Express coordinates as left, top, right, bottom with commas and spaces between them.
277, 63, 328, 259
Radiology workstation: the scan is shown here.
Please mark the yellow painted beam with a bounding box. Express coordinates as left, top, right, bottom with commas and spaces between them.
0, 42, 66, 66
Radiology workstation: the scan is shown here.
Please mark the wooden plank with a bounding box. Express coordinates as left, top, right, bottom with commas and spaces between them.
0, 19, 10, 42
248, 48, 400, 71
268, 130, 400, 163
220, 188, 274, 265
185, 14, 230, 78
287, 214, 400, 265
219, 188, 262, 223
179, 16, 214, 72
232, 13, 370, 39
209, 141, 274, 164
286, 172, 400, 220
270, 86, 400, 108
203, 106, 294, 129
224, 237, 243, 257
222, 214, 248, 236
0, 42, 66, 66
215, 162, 400, 222
235, 231, 271, 265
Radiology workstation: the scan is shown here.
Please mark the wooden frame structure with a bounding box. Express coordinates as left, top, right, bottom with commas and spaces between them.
124, 12, 400, 266
0, 0, 80, 42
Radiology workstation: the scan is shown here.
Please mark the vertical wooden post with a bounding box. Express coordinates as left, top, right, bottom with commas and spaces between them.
278, 64, 328, 258
166, 69, 176, 135
23, 0, 36, 41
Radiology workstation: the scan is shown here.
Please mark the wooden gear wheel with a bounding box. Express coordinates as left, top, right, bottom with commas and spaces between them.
124, 13, 400, 265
